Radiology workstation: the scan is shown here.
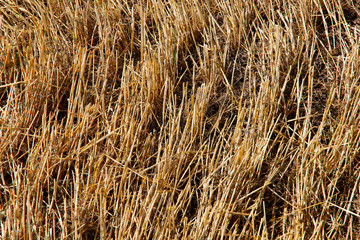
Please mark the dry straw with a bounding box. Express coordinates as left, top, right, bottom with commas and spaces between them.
1, 0, 360, 239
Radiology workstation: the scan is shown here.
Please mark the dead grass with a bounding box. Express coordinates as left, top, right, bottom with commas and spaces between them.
1, 0, 360, 239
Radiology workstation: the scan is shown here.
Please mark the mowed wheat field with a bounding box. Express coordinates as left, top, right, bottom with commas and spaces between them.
1, 0, 360, 239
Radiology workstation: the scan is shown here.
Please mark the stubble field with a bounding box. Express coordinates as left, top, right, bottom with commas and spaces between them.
1, 0, 360, 239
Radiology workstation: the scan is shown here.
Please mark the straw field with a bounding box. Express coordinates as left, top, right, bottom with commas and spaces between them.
1, 0, 360, 239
